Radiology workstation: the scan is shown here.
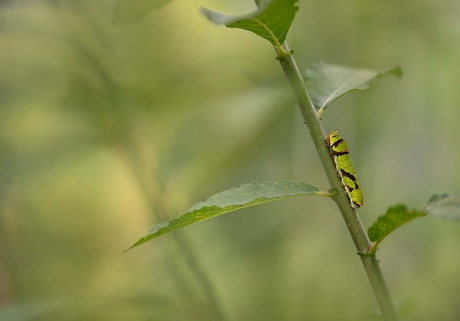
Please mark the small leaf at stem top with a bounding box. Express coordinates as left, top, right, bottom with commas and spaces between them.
201, 0, 298, 53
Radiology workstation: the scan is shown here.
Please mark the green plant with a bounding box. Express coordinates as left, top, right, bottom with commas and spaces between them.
124, 1, 460, 320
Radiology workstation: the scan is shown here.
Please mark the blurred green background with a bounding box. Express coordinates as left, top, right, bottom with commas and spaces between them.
1, 0, 460, 320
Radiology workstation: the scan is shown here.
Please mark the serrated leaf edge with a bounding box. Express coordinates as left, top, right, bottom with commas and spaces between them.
367, 205, 426, 255
125, 181, 327, 253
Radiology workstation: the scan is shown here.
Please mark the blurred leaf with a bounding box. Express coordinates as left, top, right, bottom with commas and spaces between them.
113, 0, 172, 25
423, 191, 460, 222
126, 180, 321, 252
372, 294, 417, 319
367, 204, 426, 247
397, 293, 418, 319
304, 62, 403, 113
201, 0, 299, 47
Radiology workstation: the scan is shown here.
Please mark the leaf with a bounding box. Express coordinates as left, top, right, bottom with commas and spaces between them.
304, 62, 403, 113
397, 294, 418, 319
126, 180, 321, 252
422, 191, 460, 222
201, 0, 299, 47
367, 192, 460, 252
367, 204, 426, 247
113, 0, 172, 25
372, 294, 417, 319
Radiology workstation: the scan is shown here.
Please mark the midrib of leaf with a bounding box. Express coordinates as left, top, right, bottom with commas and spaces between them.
125, 181, 326, 252
318, 73, 361, 111
251, 17, 286, 57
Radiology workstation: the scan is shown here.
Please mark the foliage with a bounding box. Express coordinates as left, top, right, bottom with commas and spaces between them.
423, 191, 460, 221
367, 204, 426, 252
127, 181, 321, 251
304, 62, 403, 116
201, 0, 298, 47
367, 192, 460, 253
2, 0, 460, 320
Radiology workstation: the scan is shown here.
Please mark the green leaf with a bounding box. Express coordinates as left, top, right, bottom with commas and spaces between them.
423, 191, 460, 222
372, 294, 417, 319
367, 204, 426, 248
397, 294, 418, 319
126, 180, 321, 252
367, 192, 460, 253
201, 0, 298, 48
304, 62, 403, 114
113, 0, 172, 25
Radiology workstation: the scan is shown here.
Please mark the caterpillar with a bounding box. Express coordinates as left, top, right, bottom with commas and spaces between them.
325, 131, 364, 209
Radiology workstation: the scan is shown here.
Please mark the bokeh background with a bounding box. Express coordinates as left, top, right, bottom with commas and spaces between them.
1, 0, 460, 320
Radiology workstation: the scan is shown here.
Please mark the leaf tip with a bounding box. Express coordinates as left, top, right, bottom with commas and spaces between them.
123, 239, 143, 254
390, 65, 404, 78
199, 7, 216, 23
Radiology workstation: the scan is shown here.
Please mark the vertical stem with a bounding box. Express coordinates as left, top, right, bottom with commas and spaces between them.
361, 256, 400, 320
276, 42, 401, 321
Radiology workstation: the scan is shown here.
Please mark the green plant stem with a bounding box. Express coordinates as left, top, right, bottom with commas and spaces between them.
277, 42, 401, 321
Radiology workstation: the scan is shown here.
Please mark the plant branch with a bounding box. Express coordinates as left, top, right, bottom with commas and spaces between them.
276, 42, 401, 321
